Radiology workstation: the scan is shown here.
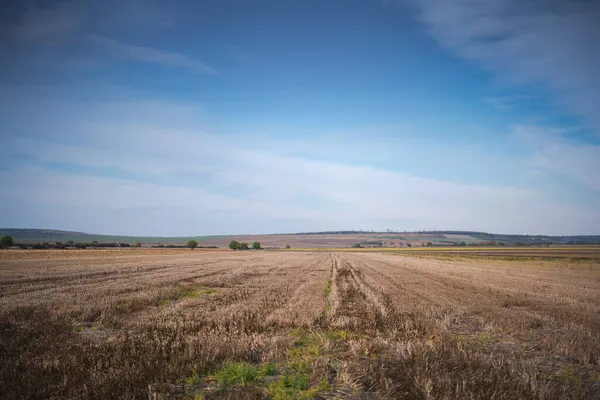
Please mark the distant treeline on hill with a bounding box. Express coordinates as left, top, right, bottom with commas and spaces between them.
294, 230, 600, 245
0, 229, 89, 239
10, 241, 218, 250
463, 232, 600, 245
12, 242, 132, 249
151, 244, 218, 249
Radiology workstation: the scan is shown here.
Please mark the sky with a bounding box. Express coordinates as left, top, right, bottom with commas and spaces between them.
1, 0, 599, 236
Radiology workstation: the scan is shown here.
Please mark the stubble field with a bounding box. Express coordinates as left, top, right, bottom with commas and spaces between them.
1, 249, 599, 399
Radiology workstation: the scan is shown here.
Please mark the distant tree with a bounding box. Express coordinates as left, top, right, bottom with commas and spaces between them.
426, 242, 433, 247
238, 242, 249, 250
285, 244, 291, 249
406, 243, 412, 247
187, 240, 198, 249
252, 241, 261, 249
0, 235, 14, 248
134, 242, 142, 247
229, 240, 240, 250
352, 243, 361, 248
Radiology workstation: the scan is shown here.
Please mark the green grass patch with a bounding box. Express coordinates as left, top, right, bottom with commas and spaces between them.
184, 329, 335, 399
268, 373, 330, 400
212, 362, 277, 387
324, 278, 332, 298
185, 362, 277, 391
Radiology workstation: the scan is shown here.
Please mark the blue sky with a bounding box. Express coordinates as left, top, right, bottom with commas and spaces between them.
1, 0, 599, 236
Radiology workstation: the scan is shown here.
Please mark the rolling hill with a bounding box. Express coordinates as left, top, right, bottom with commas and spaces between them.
1, 229, 599, 248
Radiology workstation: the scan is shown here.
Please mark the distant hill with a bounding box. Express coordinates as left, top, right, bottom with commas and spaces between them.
293, 230, 600, 245
0, 229, 89, 239
0, 229, 225, 244
1, 228, 599, 247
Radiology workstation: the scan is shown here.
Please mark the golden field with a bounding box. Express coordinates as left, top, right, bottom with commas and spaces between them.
1, 249, 599, 399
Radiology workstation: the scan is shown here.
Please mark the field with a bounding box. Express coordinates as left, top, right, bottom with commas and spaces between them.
1, 249, 599, 399
5, 228, 600, 248
2, 231, 479, 248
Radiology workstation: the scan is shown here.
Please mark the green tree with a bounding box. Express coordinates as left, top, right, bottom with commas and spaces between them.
0, 235, 14, 248
252, 241, 261, 249
352, 243, 361, 248
229, 240, 240, 250
238, 242, 249, 250
187, 240, 198, 249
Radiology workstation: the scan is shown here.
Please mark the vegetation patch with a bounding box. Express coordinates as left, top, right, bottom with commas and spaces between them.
178, 287, 220, 299
184, 329, 335, 399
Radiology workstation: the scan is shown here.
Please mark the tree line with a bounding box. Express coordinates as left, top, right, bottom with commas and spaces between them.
228, 240, 261, 250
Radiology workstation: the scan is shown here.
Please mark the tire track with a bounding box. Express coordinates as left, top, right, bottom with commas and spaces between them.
326, 254, 392, 331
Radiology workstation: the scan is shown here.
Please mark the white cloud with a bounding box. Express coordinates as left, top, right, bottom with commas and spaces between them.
400, 0, 600, 135
2, 87, 599, 235
2, 144, 598, 235
483, 94, 532, 110
87, 34, 216, 74
3, 118, 599, 235
513, 126, 600, 191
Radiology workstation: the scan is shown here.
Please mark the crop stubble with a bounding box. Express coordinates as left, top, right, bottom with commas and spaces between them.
0, 249, 598, 398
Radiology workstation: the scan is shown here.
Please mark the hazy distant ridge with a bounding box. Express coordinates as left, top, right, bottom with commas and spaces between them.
1, 228, 599, 246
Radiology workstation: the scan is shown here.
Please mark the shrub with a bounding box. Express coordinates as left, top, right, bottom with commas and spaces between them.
285, 244, 291, 249
187, 240, 198, 249
352, 243, 361, 248
238, 242, 249, 250
229, 240, 240, 250
0, 235, 14, 248
252, 241, 261, 249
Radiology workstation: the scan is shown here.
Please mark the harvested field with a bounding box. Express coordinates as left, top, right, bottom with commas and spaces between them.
1, 249, 599, 399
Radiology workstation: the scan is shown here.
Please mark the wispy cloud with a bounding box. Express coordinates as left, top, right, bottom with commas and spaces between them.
87, 34, 216, 74
3, 134, 597, 235
513, 125, 600, 191
483, 94, 532, 110
2, 90, 599, 235
399, 0, 600, 135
